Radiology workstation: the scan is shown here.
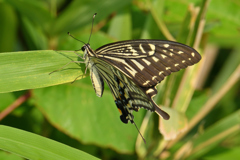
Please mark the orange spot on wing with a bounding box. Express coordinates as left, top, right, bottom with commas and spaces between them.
118, 108, 122, 115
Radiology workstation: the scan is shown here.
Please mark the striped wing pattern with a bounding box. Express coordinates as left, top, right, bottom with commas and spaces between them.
90, 57, 169, 122
95, 40, 201, 99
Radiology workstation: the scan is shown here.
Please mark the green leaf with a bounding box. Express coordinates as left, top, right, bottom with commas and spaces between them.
0, 50, 85, 93
57, 31, 114, 52
164, 0, 191, 23
0, 150, 24, 160
0, 3, 17, 52
33, 82, 146, 153
21, 16, 48, 50
0, 125, 99, 160
5, 0, 52, 28
211, 48, 240, 94
171, 64, 201, 112
140, 0, 164, 39
187, 110, 240, 159
52, 0, 132, 35
206, 0, 240, 46
159, 106, 188, 140
108, 8, 132, 40
0, 92, 16, 111
186, 92, 209, 120
204, 147, 240, 160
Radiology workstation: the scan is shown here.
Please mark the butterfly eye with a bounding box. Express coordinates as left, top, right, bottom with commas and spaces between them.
81, 46, 86, 51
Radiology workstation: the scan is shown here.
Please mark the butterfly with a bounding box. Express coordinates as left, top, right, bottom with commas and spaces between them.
51, 13, 201, 142
80, 39, 201, 121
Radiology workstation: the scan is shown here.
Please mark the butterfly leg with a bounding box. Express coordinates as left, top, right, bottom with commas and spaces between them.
70, 60, 89, 84
54, 50, 84, 60
49, 61, 84, 75
71, 74, 85, 84
74, 50, 84, 60
73, 50, 89, 74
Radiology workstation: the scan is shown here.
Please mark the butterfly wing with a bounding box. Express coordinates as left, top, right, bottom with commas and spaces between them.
90, 57, 169, 122
95, 39, 201, 88
95, 39, 201, 101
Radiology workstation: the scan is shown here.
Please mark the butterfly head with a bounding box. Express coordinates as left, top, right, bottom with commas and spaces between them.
81, 44, 89, 58
81, 43, 90, 52
81, 43, 97, 59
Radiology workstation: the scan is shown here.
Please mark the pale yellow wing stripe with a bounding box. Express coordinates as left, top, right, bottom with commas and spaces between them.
91, 57, 155, 112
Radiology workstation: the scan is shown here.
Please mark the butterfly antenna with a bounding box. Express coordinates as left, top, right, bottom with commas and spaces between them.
67, 32, 86, 45
88, 13, 97, 44
132, 120, 146, 144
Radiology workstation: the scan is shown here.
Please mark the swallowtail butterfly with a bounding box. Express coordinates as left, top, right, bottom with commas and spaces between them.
51, 13, 201, 142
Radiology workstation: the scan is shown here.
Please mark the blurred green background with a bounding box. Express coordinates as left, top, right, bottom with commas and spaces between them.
0, 0, 239, 160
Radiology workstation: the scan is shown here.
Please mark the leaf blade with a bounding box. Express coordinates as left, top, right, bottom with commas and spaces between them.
0, 125, 100, 160
0, 50, 85, 93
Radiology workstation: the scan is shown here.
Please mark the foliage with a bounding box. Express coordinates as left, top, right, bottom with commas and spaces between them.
0, 0, 239, 159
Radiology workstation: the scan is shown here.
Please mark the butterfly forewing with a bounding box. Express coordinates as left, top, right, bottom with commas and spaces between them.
95, 40, 201, 91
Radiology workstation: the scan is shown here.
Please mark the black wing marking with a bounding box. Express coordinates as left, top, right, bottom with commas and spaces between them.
95, 40, 201, 90
91, 57, 169, 122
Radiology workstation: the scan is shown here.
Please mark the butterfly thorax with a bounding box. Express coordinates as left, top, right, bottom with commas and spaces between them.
81, 44, 105, 98
82, 44, 98, 69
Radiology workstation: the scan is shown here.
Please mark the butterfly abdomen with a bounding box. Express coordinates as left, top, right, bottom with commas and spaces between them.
114, 75, 134, 123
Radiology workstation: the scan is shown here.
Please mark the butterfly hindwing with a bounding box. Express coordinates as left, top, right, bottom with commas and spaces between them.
90, 57, 169, 122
